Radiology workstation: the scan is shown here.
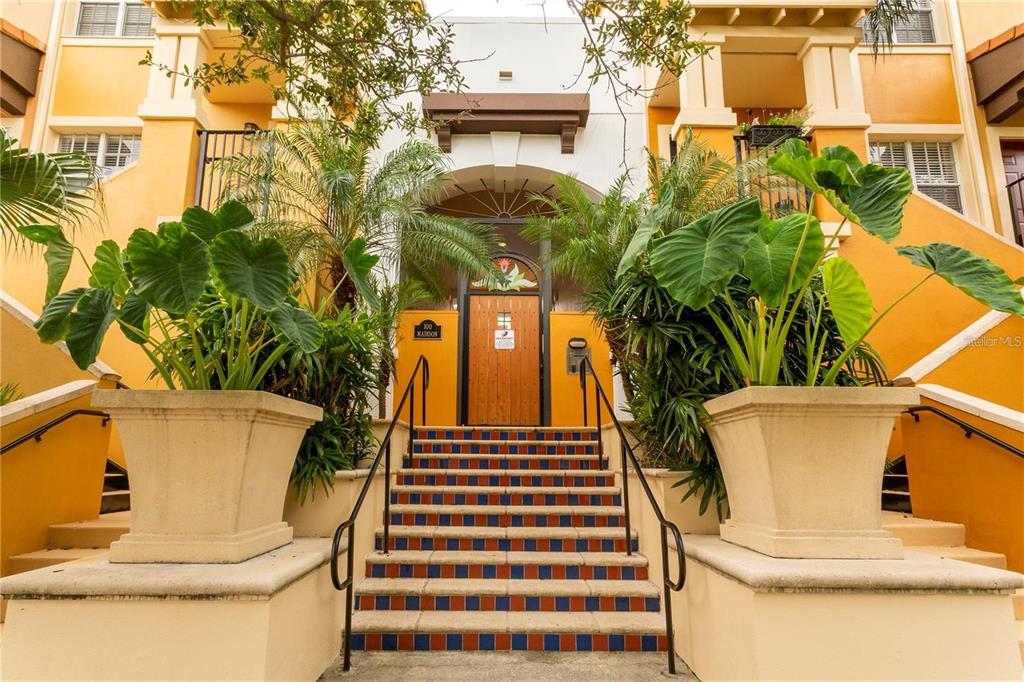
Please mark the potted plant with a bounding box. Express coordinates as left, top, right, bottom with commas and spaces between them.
741, 111, 807, 148
629, 140, 1024, 559
22, 201, 327, 563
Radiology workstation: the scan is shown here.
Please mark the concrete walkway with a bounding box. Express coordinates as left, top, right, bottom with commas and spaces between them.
321, 652, 696, 680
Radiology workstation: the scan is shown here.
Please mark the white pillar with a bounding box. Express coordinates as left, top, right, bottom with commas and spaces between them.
137, 17, 211, 126
674, 37, 737, 134
798, 39, 871, 129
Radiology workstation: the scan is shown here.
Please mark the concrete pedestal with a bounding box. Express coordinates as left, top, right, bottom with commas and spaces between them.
671, 536, 1024, 680
0, 539, 344, 681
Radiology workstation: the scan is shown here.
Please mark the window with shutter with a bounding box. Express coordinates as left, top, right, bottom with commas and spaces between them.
77, 2, 154, 38
869, 139, 962, 214
860, 2, 936, 44
58, 134, 102, 163
103, 135, 142, 169
77, 2, 120, 37
59, 133, 141, 175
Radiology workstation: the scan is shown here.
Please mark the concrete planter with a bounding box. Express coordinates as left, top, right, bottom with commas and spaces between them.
284, 470, 370, 538
92, 390, 322, 563
703, 386, 918, 559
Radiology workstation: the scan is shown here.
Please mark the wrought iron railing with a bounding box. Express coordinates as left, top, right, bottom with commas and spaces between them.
734, 131, 813, 218
193, 128, 269, 210
578, 356, 686, 675
330, 354, 429, 672
0, 409, 111, 455
906, 405, 1023, 459
1006, 176, 1024, 247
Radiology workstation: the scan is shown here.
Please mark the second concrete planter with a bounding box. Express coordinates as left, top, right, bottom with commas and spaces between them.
93, 390, 322, 563
703, 386, 918, 559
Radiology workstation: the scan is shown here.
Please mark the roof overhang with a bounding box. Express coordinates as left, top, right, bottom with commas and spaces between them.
0, 23, 44, 117
967, 26, 1024, 124
688, 0, 874, 29
421, 93, 590, 154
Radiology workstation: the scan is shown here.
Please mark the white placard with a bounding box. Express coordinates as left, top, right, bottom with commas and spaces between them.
494, 329, 515, 350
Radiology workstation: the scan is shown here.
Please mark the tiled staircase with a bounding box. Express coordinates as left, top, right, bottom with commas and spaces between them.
349, 426, 668, 653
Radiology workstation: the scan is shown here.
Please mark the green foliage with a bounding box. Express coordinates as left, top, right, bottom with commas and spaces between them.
862, 0, 928, 55
1, 129, 102, 249
32, 201, 322, 389
218, 120, 496, 306
896, 243, 1024, 316
262, 305, 379, 503
0, 381, 23, 406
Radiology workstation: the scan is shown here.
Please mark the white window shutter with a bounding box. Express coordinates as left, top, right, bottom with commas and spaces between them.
77, 2, 120, 37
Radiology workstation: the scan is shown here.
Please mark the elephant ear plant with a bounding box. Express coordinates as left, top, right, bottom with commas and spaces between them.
644, 139, 1024, 385
22, 200, 324, 388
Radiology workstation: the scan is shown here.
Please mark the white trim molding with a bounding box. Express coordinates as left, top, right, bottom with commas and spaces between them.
916, 384, 1024, 433
897, 308, 1014, 383
0, 379, 99, 427
1, 289, 121, 381
48, 116, 144, 133
867, 123, 964, 140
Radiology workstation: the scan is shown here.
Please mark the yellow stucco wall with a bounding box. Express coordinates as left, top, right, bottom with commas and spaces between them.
394, 310, 459, 426
957, 0, 1024, 54
840, 194, 1024, 376
900, 399, 1024, 572
0, 308, 96, 395
859, 53, 961, 125
549, 312, 613, 427
646, 106, 677, 158
920, 316, 1024, 411
51, 46, 150, 117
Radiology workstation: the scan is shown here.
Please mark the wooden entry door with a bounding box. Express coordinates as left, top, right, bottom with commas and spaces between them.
1002, 142, 1024, 243
467, 295, 541, 425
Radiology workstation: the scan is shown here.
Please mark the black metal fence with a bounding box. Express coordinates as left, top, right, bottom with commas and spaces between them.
734, 131, 813, 218
193, 129, 266, 209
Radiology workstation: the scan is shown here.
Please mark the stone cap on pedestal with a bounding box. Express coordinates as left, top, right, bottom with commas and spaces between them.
676, 535, 1024, 594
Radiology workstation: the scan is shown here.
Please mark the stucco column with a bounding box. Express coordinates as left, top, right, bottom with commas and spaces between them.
673, 35, 736, 153
137, 17, 211, 126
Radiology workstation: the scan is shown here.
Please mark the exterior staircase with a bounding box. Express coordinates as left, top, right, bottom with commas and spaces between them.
882, 511, 1024, 660
7, 511, 129, 573
350, 426, 668, 652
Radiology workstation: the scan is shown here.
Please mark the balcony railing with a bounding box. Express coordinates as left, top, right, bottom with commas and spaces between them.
1007, 176, 1024, 247
193, 129, 268, 210
734, 129, 813, 218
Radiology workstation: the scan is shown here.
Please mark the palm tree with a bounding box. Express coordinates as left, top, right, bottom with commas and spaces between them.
220, 118, 497, 309
0, 129, 102, 248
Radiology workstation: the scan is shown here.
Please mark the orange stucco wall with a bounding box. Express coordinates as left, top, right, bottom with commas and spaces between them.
900, 398, 1024, 572
840, 194, 1024, 377
549, 312, 613, 427
51, 45, 150, 117
0, 308, 96, 395
646, 106, 677, 157
859, 53, 961, 125
394, 310, 459, 426
920, 316, 1024, 410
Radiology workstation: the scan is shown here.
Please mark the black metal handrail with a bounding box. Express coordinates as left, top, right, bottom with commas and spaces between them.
0, 409, 110, 455
578, 356, 686, 675
330, 354, 428, 672
906, 405, 1023, 459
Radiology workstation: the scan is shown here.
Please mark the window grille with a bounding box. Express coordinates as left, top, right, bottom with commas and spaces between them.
870, 140, 962, 213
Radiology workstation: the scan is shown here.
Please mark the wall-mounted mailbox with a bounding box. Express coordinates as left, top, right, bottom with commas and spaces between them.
566, 337, 591, 375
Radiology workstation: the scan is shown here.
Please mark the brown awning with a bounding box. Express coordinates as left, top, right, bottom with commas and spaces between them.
0, 24, 45, 117
422, 92, 590, 154
967, 24, 1024, 124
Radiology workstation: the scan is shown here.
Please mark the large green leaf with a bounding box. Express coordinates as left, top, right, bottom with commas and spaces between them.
15, 224, 60, 244
89, 240, 129, 296
743, 212, 825, 308
768, 140, 912, 242
897, 243, 1024, 316
35, 287, 86, 343
616, 187, 673, 277
270, 301, 323, 353
126, 222, 210, 313
822, 257, 874, 345
43, 230, 73, 304
117, 290, 151, 344
181, 200, 254, 242
341, 237, 381, 307
649, 197, 761, 309
210, 230, 291, 308
66, 288, 117, 369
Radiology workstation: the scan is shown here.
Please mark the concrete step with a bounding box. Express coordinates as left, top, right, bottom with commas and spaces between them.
408, 453, 602, 471
414, 428, 598, 442
7, 547, 108, 573
375, 525, 637, 553
350, 610, 666, 651
882, 473, 909, 492
355, 578, 660, 612
389, 504, 624, 529
366, 550, 649, 580
102, 471, 129, 492
391, 485, 621, 507
100, 489, 131, 514
47, 512, 130, 548
881, 512, 965, 547
909, 545, 1008, 569
396, 471, 616, 487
